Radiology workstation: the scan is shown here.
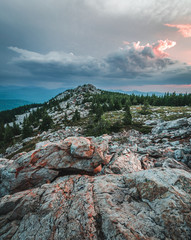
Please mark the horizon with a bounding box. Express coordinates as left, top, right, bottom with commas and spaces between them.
0, 0, 191, 94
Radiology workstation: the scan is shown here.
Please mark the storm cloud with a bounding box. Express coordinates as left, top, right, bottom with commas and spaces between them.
8, 40, 191, 86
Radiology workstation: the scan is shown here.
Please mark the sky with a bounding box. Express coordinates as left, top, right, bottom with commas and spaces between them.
0, 0, 191, 93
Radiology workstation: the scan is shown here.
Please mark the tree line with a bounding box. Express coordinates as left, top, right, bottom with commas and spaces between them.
89, 91, 191, 111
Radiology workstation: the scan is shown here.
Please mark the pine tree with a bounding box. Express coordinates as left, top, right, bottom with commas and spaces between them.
132, 97, 138, 105
22, 121, 33, 139
141, 100, 150, 114
64, 112, 68, 123
123, 105, 132, 125
95, 104, 103, 121
0, 122, 5, 142
39, 114, 53, 131
114, 99, 122, 110
72, 109, 80, 122
4, 124, 14, 143
12, 122, 21, 136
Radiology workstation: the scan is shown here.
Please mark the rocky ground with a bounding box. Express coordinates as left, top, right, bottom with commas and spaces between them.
0, 114, 191, 239
1, 84, 191, 239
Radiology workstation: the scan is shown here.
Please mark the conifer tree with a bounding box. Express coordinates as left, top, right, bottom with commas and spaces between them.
0, 122, 5, 142
72, 109, 80, 122
4, 124, 14, 143
95, 104, 103, 121
64, 112, 68, 123
141, 100, 150, 114
22, 120, 33, 139
12, 122, 21, 136
123, 104, 132, 125
39, 114, 53, 131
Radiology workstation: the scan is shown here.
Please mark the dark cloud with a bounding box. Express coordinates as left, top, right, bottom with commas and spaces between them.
6, 40, 191, 87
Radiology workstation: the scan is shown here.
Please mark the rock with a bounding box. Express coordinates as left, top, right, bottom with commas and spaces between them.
0, 136, 112, 197
137, 147, 147, 154
109, 144, 119, 153
65, 137, 94, 158
104, 151, 142, 174
144, 119, 160, 125
152, 117, 190, 135
5, 143, 23, 155
170, 140, 180, 146
35, 140, 50, 149
174, 149, 184, 161
155, 158, 191, 172
183, 147, 191, 154
1, 168, 191, 239
165, 117, 188, 130
188, 161, 191, 168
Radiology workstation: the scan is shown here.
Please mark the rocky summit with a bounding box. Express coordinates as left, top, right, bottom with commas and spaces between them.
0, 84, 191, 239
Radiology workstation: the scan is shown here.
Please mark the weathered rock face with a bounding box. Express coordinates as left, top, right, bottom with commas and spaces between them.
1, 115, 191, 239
0, 168, 191, 240
0, 136, 112, 198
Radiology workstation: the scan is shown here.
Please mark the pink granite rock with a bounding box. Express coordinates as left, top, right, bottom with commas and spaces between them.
0, 168, 191, 239
0, 136, 111, 197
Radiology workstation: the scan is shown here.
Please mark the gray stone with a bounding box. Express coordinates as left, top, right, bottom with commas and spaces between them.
1, 168, 191, 239
174, 149, 184, 160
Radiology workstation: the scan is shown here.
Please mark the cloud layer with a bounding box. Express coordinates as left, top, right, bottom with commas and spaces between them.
8, 39, 191, 87
1, 0, 191, 91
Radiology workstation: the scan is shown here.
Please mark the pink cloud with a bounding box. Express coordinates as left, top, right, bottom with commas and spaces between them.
152, 40, 176, 58
124, 39, 176, 58
165, 24, 191, 38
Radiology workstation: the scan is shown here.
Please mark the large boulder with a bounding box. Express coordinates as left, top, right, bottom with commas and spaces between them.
0, 136, 112, 197
0, 168, 191, 239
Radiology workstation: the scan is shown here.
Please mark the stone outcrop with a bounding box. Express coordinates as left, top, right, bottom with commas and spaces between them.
0, 168, 191, 239
0, 136, 112, 198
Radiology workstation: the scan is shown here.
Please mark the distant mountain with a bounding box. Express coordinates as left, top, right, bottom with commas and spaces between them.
111, 89, 164, 96
0, 86, 67, 103
0, 99, 32, 111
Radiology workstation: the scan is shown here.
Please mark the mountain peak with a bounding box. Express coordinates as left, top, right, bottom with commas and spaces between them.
75, 84, 97, 93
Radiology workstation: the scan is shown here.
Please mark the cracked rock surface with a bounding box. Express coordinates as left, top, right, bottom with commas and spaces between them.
0, 136, 111, 198
0, 125, 191, 239
0, 168, 191, 239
